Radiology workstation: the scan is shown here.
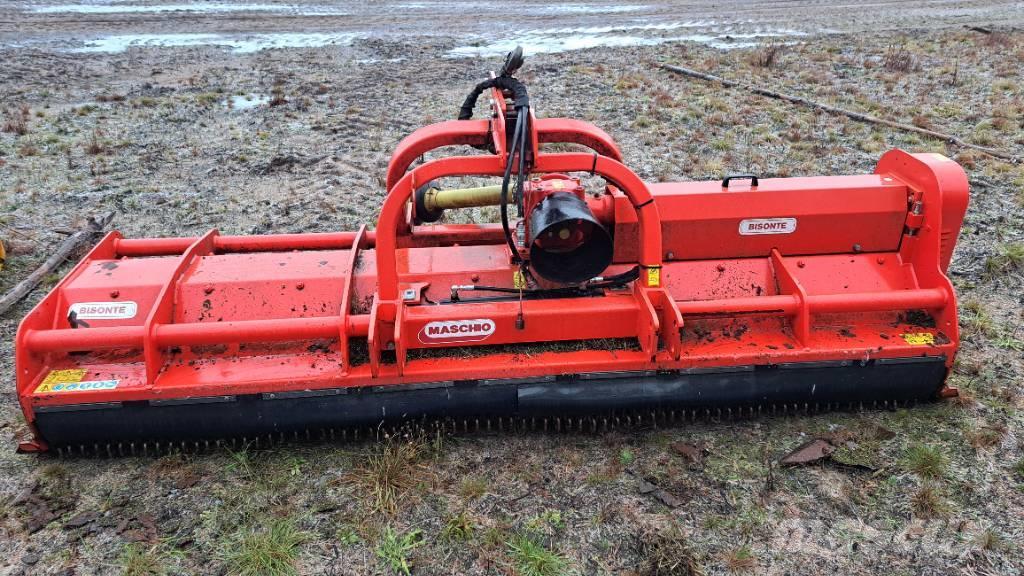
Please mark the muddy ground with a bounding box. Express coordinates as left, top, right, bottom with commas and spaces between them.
1, 4, 1024, 576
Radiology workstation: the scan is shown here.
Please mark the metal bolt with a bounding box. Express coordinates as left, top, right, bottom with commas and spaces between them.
852, 244, 862, 253
666, 251, 675, 260
877, 256, 886, 265
110, 290, 120, 298
402, 289, 417, 301
471, 274, 480, 282
296, 282, 305, 291
203, 286, 214, 295
797, 260, 806, 268
716, 264, 726, 272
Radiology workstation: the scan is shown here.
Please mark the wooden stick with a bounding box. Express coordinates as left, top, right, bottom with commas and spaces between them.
0, 212, 115, 316
659, 63, 1020, 163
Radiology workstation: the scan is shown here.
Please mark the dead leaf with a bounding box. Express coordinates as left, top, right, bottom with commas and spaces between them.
779, 438, 836, 466
670, 442, 705, 467
174, 472, 200, 489
636, 476, 684, 508
63, 510, 100, 529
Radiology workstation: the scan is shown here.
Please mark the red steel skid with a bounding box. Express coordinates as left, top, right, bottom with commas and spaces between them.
14, 87, 969, 450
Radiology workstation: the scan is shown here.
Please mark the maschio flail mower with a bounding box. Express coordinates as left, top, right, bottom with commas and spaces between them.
16, 49, 970, 455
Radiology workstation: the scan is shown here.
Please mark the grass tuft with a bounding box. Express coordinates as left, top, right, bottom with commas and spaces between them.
375, 526, 422, 575
903, 444, 948, 479
458, 476, 488, 501
911, 483, 949, 519
119, 543, 167, 576
507, 534, 569, 576
883, 44, 920, 73
750, 41, 785, 68
441, 510, 475, 542
984, 242, 1024, 277
976, 527, 1007, 552
2, 106, 28, 135
220, 517, 307, 576
346, 438, 426, 514
722, 545, 757, 573
1012, 458, 1024, 479
638, 527, 704, 575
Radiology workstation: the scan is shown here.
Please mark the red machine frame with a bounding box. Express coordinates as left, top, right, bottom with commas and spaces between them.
15, 85, 969, 452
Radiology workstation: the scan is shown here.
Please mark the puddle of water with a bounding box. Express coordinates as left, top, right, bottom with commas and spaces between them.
34, 3, 291, 13
395, 1, 647, 14
536, 4, 649, 14
30, 3, 349, 15
355, 57, 406, 64
227, 93, 269, 110
72, 32, 361, 53
448, 25, 806, 57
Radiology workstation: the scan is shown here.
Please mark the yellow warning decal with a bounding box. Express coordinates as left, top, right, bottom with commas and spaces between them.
513, 270, 527, 289
35, 369, 119, 393
35, 369, 86, 393
901, 332, 935, 346
646, 267, 661, 287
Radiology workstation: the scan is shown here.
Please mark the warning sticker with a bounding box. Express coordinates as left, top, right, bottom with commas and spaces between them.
35, 369, 119, 394
901, 332, 935, 346
513, 270, 526, 290
646, 267, 661, 287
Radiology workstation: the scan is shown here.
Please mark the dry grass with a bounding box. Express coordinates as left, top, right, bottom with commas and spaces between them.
2, 106, 29, 135
345, 438, 427, 514
883, 44, 920, 72
749, 41, 785, 68
722, 545, 757, 573
911, 483, 949, 519
637, 528, 704, 575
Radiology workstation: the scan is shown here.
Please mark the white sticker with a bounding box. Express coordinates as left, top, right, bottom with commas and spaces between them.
418, 319, 496, 344
739, 218, 797, 235
49, 380, 119, 392
69, 301, 138, 320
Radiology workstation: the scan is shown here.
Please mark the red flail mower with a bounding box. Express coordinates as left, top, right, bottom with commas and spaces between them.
16, 50, 969, 454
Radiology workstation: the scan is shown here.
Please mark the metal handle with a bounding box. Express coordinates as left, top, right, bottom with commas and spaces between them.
721, 174, 759, 188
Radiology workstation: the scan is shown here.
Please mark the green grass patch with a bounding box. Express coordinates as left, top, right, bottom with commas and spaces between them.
119, 543, 168, 576
507, 534, 569, 576
985, 242, 1024, 277
375, 526, 423, 575
220, 517, 307, 576
441, 510, 475, 542
903, 444, 948, 479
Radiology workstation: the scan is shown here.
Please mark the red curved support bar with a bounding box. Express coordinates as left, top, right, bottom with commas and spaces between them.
385, 117, 625, 192
534, 118, 623, 162
385, 120, 490, 191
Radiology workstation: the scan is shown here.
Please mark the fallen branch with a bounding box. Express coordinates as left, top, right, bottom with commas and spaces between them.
659, 63, 1020, 163
0, 212, 115, 316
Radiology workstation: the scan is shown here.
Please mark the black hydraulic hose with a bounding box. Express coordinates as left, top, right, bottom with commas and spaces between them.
500, 108, 527, 263
515, 107, 528, 208
458, 76, 530, 120
450, 266, 641, 302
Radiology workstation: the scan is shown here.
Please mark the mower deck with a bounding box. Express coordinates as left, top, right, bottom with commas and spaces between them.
13, 68, 969, 453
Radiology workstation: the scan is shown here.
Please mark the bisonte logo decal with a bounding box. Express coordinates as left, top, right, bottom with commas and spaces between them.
739, 218, 797, 235
418, 319, 496, 344
68, 301, 138, 320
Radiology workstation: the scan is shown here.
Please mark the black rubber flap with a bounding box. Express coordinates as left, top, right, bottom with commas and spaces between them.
34, 357, 947, 448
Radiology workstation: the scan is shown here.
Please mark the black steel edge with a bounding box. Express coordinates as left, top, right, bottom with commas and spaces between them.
33, 357, 948, 450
